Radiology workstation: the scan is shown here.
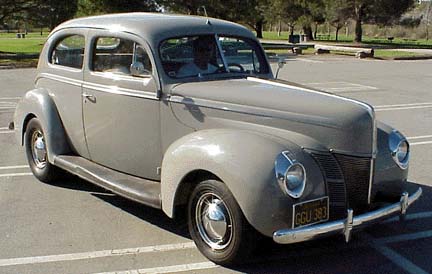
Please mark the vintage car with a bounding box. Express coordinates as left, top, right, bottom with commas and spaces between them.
12, 13, 422, 265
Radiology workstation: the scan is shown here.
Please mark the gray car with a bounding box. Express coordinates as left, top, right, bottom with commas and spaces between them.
12, 13, 422, 265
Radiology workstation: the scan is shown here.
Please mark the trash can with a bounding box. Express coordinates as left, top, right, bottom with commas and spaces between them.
288, 34, 300, 44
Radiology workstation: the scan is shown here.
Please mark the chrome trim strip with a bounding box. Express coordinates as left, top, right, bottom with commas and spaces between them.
37, 73, 83, 87
37, 73, 158, 100
168, 95, 340, 128
82, 82, 158, 100
344, 209, 354, 242
368, 158, 374, 204
273, 187, 422, 244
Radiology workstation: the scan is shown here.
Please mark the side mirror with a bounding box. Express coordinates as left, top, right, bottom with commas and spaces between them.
275, 57, 286, 79
130, 61, 151, 77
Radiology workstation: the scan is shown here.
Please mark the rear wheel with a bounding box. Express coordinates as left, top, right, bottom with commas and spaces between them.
188, 179, 257, 265
25, 118, 64, 183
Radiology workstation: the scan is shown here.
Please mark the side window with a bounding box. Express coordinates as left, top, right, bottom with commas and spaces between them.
51, 35, 85, 69
92, 36, 152, 76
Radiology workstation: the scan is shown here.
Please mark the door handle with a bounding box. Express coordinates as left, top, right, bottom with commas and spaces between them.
82, 93, 96, 102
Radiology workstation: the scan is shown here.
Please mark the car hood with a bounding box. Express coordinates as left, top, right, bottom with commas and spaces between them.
169, 77, 375, 156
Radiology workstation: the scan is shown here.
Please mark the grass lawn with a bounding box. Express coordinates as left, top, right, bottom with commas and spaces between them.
264, 47, 430, 60
373, 49, 429, 59
0, 32, 47, 53
0, 32, 49, 39
262, 31, 432, 48
0, 38, 45, 53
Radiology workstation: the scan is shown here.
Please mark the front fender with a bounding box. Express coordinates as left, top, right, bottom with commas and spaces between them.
14, 88, 71, 163
161, 129, 326, 237
372, 121, 409, 199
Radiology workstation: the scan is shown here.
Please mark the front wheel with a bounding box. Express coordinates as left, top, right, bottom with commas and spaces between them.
25, 118, 64, 183
188, 180, 257, 265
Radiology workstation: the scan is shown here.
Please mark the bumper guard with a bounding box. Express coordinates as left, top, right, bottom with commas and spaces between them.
273, 187, 423, 244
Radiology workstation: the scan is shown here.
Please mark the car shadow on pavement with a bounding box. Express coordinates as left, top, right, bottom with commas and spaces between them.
230, 183, 430, 273
47, 174, 190, 238
48, 176, 430, 273
47, 175, 112, 194
91, 192, 191, 239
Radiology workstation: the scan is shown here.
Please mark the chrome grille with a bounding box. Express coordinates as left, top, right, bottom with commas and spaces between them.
310, 152, 372, 219
334, 154, 372, 212
310, 152, 347, 220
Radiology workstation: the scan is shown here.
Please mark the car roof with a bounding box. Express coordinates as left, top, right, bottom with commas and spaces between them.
52, 12, 256, 46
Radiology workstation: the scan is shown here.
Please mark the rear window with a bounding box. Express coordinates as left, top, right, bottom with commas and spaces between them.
50, 35, 85, 69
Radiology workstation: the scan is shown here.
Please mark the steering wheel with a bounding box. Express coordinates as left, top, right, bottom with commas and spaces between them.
227, 63, 245, 72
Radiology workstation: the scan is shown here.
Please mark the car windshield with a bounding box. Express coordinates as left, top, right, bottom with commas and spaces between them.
159, 35, 269, 79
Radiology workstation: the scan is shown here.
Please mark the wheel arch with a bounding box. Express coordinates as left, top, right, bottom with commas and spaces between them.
160, 128, 326, 237
14, 88, 72, 162
172, 169, 221, 216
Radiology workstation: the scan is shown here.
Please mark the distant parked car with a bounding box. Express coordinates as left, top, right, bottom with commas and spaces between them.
12, 13, 422, 265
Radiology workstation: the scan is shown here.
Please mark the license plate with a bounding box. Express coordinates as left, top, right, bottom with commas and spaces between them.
293, 197, 329, 228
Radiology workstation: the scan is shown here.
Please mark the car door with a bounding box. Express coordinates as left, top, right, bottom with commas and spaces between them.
82, 31, 162, 180
37, 30, 90, 158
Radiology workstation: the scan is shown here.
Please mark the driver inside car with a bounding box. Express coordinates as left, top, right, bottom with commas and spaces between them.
177, 36, 219, 77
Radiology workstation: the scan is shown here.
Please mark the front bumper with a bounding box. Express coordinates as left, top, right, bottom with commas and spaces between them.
273, 187, 422, 244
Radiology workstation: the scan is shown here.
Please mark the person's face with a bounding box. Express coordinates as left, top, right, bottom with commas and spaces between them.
195, 42, 214, 64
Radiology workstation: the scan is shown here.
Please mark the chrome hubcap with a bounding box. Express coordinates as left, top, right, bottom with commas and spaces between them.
195, 193, 233, 250
31, 130, 47, 169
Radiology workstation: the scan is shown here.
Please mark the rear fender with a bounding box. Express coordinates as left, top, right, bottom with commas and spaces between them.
14, 88, 72, 163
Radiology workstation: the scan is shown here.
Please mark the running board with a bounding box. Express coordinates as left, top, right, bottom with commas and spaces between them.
53, 155, 161, 209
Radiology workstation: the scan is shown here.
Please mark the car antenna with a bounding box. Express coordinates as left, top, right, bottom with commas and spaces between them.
197, 6, 209, 18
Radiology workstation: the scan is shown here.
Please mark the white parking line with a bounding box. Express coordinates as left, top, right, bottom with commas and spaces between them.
382, 211, 432, 224
375, 102, 432, 112
410, 141, 432, 146
361, 233, 429, 274
407, 135, 432, 140
0, 242, 195, 267
295, 58, 324, 63
308, 81, 347, 85
0, 173, 33, 178
307, 81, 378, 93
376, 102, 432, 108
96, 262, 217, 274
0, 97, 21, 100
376, 230, 432, 245
374, 245, 429, 274
375, 105, 432, 112
0, 130, 13, 134
0, 165, 28, 170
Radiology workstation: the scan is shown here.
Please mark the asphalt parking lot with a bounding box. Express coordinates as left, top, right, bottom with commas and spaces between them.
0, 56, 431, 274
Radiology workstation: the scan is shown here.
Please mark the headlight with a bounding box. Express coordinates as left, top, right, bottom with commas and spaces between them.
389, 130, 409, 169
275, 151, 306, 198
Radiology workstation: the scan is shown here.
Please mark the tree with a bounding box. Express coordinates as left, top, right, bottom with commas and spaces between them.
292, 0, 325, 40
77, 0, 159, 16
324, 0, 351, 41
158, 0, 268, 38
26, 0, 78, 30
348, 0, 415, 42
0, 0, 37, 24
266, 0, 304, 36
